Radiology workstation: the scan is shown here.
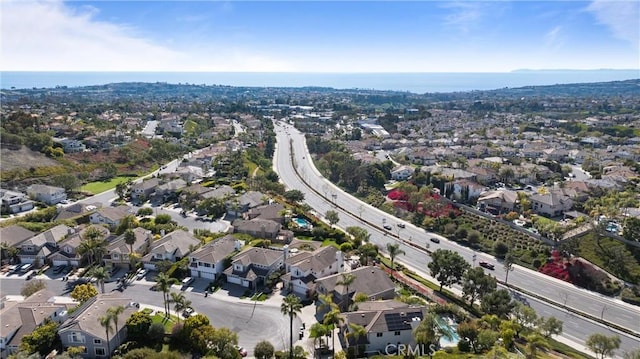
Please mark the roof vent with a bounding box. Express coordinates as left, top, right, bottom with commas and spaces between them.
400, 312, 406, 317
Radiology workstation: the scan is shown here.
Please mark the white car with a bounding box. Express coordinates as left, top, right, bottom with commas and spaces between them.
136, 269, 148, 280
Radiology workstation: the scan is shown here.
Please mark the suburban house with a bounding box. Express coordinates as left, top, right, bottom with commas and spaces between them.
189, 235, 242, 280
130, 178, 160, 202
244, 202, 286, 224
26, 184, 67, 205
153, 178, 187, 202
0, 289, 71, 358
58, 139, 86, 153
226, 191, 266, 217
89, 206, 132, 228
391, 165, 415, 181
530, 193, 573, 217
103, 228, 153, 269
0, 189, 34, 214
281, 245, 344, 298
58, 294, 138, 358
0, 225, 37, 262
452, 179, 486, 201
49, 225, 110, 267
340, 301, 428, 356
54, 203, 99, 222
141, 230, 200, 270
315, 266, 396, 312
477, 190, 518, 214
174, 166, 204, 183
224, 247, 285, 289
17, 224, 71, 267
232, 218, 282, 239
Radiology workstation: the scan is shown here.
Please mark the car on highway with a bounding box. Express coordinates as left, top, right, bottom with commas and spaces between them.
397, 223, 405, 228
383, 224, 392, 230
430, 237, 440, 244
479, 261, 495, 270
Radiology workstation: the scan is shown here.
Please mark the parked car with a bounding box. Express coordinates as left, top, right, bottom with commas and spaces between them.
136, 269, 148, 280
181, 277, 194, 289
383, 224, 392, 230
182, 307, 194, 318
430, 237, 440, 244
479, 261, 495, 270
19, 263, 33, 273
25, 270, 37, 280
397, 223, 406, 228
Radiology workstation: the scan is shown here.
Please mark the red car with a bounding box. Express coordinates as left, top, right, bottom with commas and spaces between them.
479, 261, 495, 270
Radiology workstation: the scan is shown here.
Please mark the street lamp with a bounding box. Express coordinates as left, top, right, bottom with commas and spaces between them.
472, 252, 477, 267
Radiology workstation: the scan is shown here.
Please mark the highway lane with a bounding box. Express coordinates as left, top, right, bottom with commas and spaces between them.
273, 121, 640, 355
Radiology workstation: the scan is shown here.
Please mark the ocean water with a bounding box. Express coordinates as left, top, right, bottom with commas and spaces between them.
1, 70, 638, 94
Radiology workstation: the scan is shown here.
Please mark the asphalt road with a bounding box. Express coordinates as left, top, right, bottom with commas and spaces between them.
0, 275, 295, 356
273, 121, 640, 355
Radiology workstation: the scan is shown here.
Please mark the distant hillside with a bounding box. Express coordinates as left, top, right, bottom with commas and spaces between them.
1, 146, 59, 172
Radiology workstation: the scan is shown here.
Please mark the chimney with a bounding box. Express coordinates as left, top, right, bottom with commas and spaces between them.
283, 245, 289, 261
234, 239, 242, 251
160, 229, 165, 237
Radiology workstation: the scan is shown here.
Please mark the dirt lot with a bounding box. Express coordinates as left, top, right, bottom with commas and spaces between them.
0, 146, 60, 172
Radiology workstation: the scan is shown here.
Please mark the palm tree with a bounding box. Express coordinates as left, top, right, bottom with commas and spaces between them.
107, 305, 125, 344
309, 323, 329, 350
322, 309, 344, 355
170, 292, 191, 323
90, 266, 110, 294
503, 254, 515, 285
386, 243, 405, 270
155, 272, 178, 317
337, 273, 356, 312
78, 240, 96, 266
99, 314, 114, 356
281, 294, 302, 359
346, 323, 367, 358
124, 229, 137, 267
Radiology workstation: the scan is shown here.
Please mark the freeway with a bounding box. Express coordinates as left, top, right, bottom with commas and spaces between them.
273, 121, 640, 355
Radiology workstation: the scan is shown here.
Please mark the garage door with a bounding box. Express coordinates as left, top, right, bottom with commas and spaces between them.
227, 276, 241, 285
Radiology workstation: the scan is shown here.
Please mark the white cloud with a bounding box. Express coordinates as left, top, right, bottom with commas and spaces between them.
587, 0, 640, 48
545, 25, 564, 49
441, 1, 485, 34
0, 0, 293, 71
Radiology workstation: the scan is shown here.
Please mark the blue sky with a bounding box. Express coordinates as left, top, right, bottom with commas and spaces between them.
2, 0, 639, 72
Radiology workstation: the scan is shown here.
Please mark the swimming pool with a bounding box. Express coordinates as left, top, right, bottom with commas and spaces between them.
293, 217, 313, 229
435, 315, 460, 347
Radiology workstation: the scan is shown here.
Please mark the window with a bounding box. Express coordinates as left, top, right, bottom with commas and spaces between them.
204, 263, 211, 268
68, 332, 84, 343
394, 331, 401, 336
95, 347, 106, 356
376, 333, 383, 337
94, 339, 102, 344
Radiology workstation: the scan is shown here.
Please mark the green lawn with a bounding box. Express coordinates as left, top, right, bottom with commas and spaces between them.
151, 313, 179, 333
80, 176, 131, 195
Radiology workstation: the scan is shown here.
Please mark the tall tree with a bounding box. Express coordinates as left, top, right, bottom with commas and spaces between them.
170, 292, 191, 323
326, 210, 340, 227
99, 314, 114, 357
254, 340, 275, 359
155, 273, 178, 317
481, 289, 516, 319
524, 333, 549, 359
346, 323, 367, 358
309, 323, 329, 350
107, 305, 125, 344
280, 294, 302, 359
462, 267, 497, 306
358, 243, 378, 266
124, 229, 137, 262
537, 316, 563, 338
503, 253, 515, 285
586, 334, 621, 359
337, 273, 356, 312
89, 266, 110, 294
386, 243, 405, 270
322, 308, 344, 355
428, 249, 471, 292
